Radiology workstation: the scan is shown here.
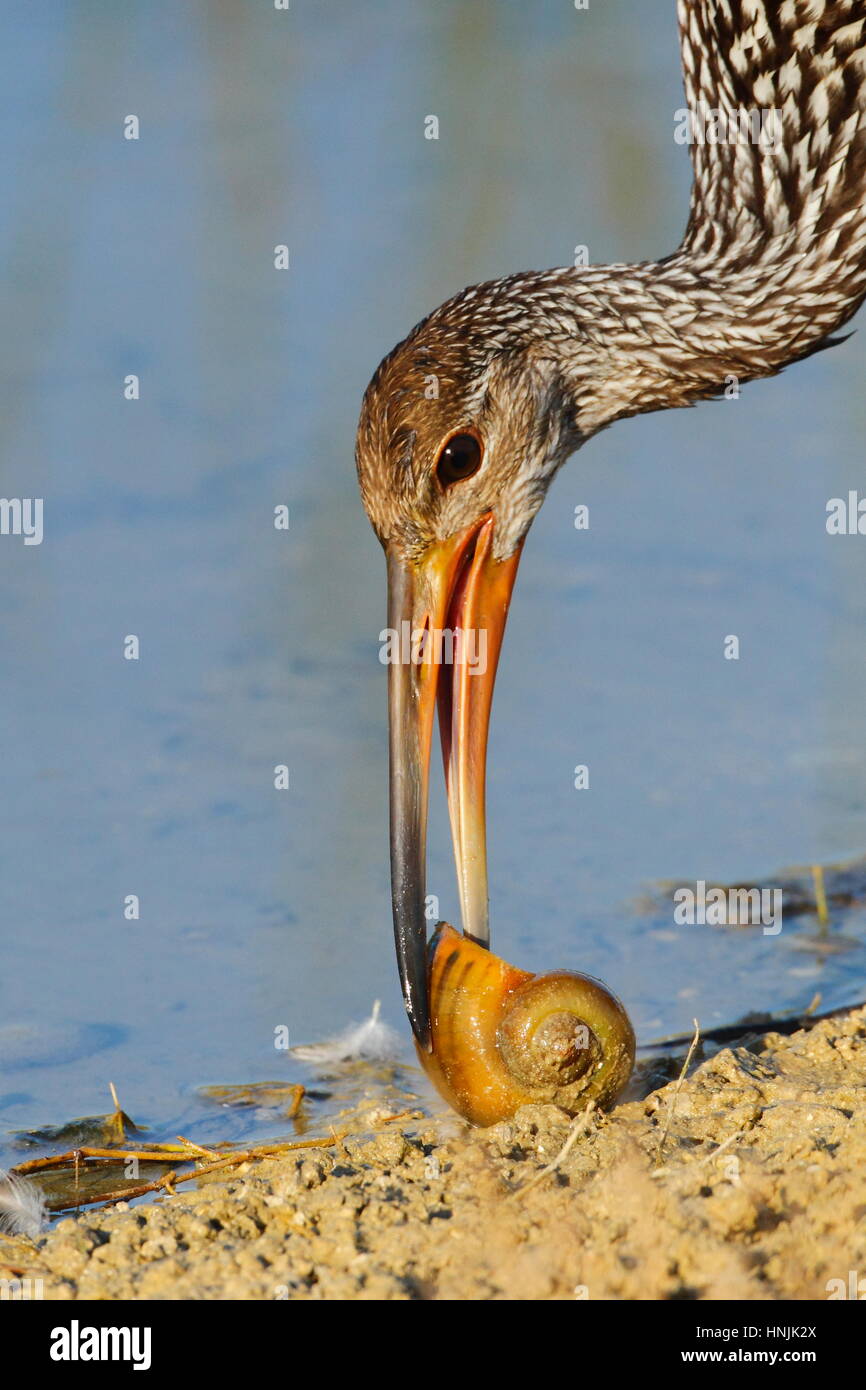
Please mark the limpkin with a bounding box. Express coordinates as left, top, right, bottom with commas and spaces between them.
356, 0, 866, 1048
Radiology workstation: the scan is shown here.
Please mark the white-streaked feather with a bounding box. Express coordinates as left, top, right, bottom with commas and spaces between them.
290, 1000, 402, 1066
0, 1169, 47, 1239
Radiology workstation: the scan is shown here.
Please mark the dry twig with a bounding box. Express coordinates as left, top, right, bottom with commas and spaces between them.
508, 1102, 597, 1200
655, 1018, 701, 1160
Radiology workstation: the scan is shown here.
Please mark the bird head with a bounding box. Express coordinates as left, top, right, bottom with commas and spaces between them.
356, 273, 582, 1047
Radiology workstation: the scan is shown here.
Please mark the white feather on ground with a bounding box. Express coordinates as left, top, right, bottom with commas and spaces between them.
290, 1000, 402, 1066
0, 1169, 47, 1239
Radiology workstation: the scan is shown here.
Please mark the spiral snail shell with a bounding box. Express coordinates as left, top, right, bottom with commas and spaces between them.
417, 923, 635, 1127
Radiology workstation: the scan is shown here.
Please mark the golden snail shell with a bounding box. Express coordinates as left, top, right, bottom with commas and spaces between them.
417, 923, 635, 1127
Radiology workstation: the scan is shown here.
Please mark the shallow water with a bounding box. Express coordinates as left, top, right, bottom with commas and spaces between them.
2, 1, 865, 1172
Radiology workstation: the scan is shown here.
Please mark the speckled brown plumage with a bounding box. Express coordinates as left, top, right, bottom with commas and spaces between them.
357, 0, 866, 561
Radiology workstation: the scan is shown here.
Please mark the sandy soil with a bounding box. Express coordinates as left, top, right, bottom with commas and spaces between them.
3, 1005, 865, 1300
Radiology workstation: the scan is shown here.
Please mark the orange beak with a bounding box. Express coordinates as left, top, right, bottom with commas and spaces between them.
385, 516, 523, 1047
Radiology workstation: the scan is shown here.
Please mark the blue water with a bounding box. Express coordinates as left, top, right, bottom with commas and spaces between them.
1, 0, 864, 1168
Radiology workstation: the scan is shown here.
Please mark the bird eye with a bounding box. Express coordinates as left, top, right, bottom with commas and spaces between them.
436, 432, 483, 487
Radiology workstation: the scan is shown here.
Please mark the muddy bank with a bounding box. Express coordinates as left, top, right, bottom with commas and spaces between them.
3, 1006, 865, 1300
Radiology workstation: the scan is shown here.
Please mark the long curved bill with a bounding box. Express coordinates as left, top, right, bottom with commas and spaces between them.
385, 515, 523, 1048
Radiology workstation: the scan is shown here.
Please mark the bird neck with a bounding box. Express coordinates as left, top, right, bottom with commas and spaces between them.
556, 229, 862, 437
557, 0, 866, 434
